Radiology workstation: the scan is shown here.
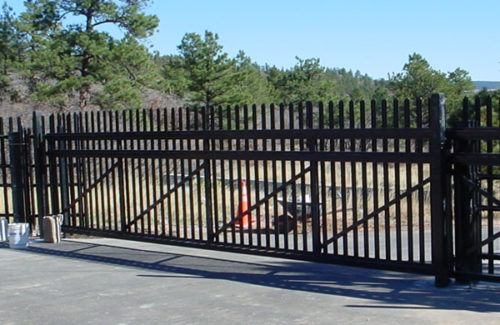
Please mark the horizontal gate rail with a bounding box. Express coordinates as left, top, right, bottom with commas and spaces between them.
45, 128, 434, 141
450, 153, 500, 165
446, 127, 500, 140
47, 149, 434, 163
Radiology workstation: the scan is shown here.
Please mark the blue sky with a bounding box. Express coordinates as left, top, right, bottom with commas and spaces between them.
8, 0, 500, 80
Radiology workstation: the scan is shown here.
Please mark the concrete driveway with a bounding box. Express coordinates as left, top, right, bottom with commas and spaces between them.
1, 238, 499, 325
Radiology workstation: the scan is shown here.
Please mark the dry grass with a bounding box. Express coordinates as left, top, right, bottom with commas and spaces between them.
2, 157, 499, 241
54, 158, 434, 234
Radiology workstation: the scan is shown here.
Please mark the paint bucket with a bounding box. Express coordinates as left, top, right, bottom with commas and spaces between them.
8, 223, 30, 249
0, 218, 8, 241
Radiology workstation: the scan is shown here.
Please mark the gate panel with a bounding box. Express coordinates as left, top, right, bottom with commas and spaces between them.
44, 100, 446, 280
449, 96, 500, 282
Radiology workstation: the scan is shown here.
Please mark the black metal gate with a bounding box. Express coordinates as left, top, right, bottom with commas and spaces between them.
40, 95, 449, 286
1, 94, 498, 286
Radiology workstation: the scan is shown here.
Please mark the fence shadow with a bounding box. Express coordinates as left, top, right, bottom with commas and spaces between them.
2, 239, 499, 313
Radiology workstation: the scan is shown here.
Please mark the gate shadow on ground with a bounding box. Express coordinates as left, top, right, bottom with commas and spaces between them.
3, 240, 499, 313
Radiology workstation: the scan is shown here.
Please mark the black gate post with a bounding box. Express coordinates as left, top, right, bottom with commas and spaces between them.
453, 101, 482, 282
430, 94, 452, 287
9, 130, 30, 224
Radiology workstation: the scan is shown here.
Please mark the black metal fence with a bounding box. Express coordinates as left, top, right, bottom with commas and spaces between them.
447, 96, 500, 283
1, 94, 498, 286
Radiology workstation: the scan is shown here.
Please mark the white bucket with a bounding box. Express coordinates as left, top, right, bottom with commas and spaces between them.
0, 218, 8, 242
8, 223, 30, 249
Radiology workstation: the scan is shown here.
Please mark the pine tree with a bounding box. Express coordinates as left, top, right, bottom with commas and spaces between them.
267, 57, 335, 105
232, 51, 273, 105
0, 2, 23, 99
173, 31, 238, 108
19, 0, 159, 109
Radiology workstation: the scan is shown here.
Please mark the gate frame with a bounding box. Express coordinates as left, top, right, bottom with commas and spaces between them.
3, 94, 500, 286
41, 94, 454, 287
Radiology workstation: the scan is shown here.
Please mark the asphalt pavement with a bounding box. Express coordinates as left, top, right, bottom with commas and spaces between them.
1, 238, 499, 325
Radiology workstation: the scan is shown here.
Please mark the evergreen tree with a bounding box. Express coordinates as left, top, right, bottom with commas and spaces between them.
171, 30, 241, 108
0, 2, 21, 74
268, 57, 335, 105
19, 0, 159, 109
0, 2, 23, 99
388, 53, 446, 100
445, 67, 475, 114
389, 53, 475, 122
233, 51, 273, 105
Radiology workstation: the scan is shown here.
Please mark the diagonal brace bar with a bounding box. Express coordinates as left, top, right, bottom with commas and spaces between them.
461, 175, 500, 207
322, 177, 431, 249
125, 162, 205, 230
62, 160, 120, 213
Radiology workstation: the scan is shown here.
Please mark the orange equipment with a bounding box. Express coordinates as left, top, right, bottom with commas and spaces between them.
234, 180, 255, 229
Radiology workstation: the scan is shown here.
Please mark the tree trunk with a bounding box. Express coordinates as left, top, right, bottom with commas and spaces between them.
79, 87, 89, 109
78, 8, 94, 109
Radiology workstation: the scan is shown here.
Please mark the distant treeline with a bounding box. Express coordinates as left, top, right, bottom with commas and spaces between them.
473, 81, 500, 90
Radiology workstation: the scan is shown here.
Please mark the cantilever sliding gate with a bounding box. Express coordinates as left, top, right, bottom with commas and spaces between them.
39, 94, 449, 286
1, 94, 498, 286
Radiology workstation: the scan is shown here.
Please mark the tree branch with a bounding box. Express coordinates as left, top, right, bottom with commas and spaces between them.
92, 18, 121, 28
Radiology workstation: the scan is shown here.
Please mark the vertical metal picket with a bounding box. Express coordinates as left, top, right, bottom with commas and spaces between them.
202, 106, 214, 244
33, 112, 47, 235
47, 115, 60, 216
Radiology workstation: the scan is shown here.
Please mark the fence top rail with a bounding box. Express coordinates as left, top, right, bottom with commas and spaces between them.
446, 127, 500, 140
45, 128, 434, 141
450, 153, 500, 166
